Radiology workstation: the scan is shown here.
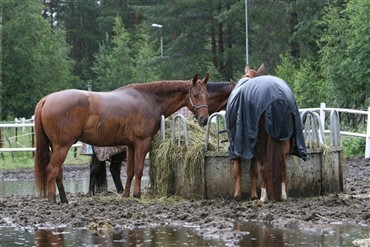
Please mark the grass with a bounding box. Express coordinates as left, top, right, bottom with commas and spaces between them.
0, 149, 91, 170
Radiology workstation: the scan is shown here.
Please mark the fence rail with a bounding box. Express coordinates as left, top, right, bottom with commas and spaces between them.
1, 103, 370, 157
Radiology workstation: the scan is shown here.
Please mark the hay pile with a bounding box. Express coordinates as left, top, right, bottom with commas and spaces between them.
149, 117, 228, 197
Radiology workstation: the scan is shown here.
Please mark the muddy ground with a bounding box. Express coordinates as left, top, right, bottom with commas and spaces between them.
1, 157, 370, 244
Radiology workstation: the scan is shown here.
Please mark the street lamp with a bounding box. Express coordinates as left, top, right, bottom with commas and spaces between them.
245, 0, 249, 65
152, 23, 163, 57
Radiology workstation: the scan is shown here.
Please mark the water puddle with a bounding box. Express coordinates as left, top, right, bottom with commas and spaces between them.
0, 225, 225, 246
0, 177, 149, 196
1, 222, 369, 246
237, 222, 370, 246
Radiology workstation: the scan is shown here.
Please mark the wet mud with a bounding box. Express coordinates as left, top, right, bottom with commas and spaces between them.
1, 157, 369, 244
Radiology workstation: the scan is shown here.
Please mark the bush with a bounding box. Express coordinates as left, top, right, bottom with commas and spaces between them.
341, 137, 366, 158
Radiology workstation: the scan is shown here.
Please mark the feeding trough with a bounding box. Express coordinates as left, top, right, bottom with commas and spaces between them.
149, 110, 343, 200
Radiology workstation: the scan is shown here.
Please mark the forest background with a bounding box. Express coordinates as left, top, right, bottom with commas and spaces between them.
1, 0, 369, 120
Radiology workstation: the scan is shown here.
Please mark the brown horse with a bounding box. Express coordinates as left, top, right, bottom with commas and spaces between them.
226, 64, 307, 202
34, 75, 209, 203
88, 78, 238, 195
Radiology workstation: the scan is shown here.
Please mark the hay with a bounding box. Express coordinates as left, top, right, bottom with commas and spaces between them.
149, 117, 228, 197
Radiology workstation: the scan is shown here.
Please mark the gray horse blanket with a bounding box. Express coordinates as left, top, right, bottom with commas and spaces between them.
225, 75, 307, 161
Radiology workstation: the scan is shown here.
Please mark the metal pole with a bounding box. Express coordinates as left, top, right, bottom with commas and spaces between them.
160, 31, 163, 57
152, 23, 163, 57
245, 0, 249, 65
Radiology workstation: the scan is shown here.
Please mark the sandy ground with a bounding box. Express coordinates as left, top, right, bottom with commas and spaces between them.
1, 157, 369, 244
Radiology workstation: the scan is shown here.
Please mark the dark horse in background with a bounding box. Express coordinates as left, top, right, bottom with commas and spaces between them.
88, 77, 240, 195
226, 65, 307, 202
88, 146, 127, 195
34, 75, 209, 203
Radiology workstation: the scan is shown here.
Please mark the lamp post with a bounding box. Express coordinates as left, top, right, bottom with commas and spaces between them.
245, 0, 249, 65
152, 23, 163, 57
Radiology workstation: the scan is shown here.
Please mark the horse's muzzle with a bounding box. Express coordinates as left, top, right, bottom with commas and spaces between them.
198, 116, 208, 126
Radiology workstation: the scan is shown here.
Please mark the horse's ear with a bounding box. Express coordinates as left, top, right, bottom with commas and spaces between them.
192, 74, 198, 85
257, 63, 265, 75
244, 64, 251, 74
203, 73, 209, 84
230, 79, 236, 85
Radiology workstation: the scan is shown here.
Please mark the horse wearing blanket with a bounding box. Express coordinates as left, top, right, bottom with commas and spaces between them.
226, 65, 307, 202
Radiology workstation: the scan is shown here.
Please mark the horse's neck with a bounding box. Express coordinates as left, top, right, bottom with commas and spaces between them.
208, 83, 235, 114
160, 92, 188, 117
136, 81, 189, 117
208, 93, 229, 114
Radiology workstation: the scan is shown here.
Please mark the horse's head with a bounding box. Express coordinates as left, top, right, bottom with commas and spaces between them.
188, 73, 209, 126
243, 63, 265, 79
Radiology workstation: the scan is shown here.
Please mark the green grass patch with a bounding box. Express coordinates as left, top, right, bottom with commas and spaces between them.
0, 149, 91, 170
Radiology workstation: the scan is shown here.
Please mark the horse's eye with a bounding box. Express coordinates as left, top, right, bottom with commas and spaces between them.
193, 94, 198, 99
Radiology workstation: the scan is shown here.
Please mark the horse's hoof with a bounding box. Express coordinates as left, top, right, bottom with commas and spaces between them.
48, 195, 57, 203
133, 193, 141, 198
234, 195, 241, 201
250, 196, 259, 201
260, 198, 268, 203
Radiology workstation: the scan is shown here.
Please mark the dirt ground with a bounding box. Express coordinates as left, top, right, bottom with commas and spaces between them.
1, 157, 370, 244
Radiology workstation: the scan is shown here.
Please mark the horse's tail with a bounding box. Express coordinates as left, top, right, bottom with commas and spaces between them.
34, 97, 50, 198
265, 135, 286, 201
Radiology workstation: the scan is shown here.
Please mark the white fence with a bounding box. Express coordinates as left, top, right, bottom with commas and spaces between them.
1, 103, 370, 158
299, 103, 370, 158
0, 117, 82, 152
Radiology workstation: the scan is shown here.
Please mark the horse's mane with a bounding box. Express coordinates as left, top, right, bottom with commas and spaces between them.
116, 80, 190, 94
207, 81, 235, 94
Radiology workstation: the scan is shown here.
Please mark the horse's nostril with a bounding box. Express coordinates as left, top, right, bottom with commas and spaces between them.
199, 117, 208, 126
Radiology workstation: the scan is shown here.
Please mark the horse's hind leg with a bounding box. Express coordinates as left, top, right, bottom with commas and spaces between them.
233, 157, 242, 200
281, 139, 291, 201
56, 168, 68, 203
256, 152, 268, 203
47, 147, 69, 203
249, 158, 259, 200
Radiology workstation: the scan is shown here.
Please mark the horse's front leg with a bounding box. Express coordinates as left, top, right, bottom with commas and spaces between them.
233, 158, 242, 200
123, 145, 134, 197
133, 140, 151, 198
249, 158, 259, 200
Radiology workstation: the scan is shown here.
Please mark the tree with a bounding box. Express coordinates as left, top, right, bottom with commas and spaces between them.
276, 55, 328, 108
130, 22, 162, 83
62, 0, 101, 82
319, 0, 370, 108
93, 17, 133, 91
2, 0, 74, 119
